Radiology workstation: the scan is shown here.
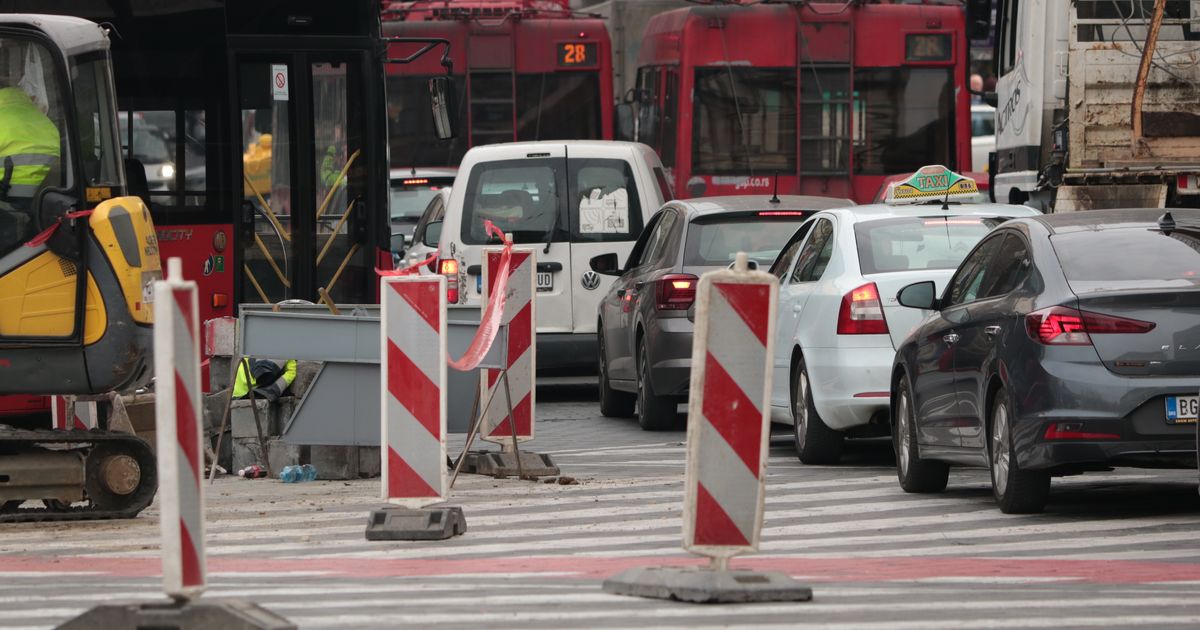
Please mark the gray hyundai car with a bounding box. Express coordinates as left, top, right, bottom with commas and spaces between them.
590, 195, 853, 431
890, 209, 1200, 514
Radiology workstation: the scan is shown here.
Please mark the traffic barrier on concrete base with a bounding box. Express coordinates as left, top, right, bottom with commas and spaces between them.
62, 258, 293, 629
603, 253, 811, 604
459, 246, 559, 479
366, 275, 466, 541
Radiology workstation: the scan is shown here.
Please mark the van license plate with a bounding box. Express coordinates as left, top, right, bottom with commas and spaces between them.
1165, 395, 1199, 424
537, 272, 553, 292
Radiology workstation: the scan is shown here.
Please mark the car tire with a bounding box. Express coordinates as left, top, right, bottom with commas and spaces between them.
989, 389, 1050, 514
597, 325, 634, 418
893, 374, 949, 493
637, 339, 678, 431
791, 356, 843, 464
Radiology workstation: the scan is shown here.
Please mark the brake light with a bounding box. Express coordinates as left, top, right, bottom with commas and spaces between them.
439, 258, 460, 304
403, 178, 429, 185
656, 274, 697, 310
1025, 306, 1155, 345
837, 282, 888, 335
758, 211, 807, 217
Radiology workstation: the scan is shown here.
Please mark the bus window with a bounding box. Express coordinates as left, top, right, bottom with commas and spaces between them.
470, 72, 515, 146
387, 75, 467, 168
633, 66, 660, 150
852, 68, 954, 175
800, 68, 851, 174
516, 73, 601, 141
692, 67, 797, 174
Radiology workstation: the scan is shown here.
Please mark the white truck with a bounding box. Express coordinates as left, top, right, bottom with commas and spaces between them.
989, 0, 1200, 210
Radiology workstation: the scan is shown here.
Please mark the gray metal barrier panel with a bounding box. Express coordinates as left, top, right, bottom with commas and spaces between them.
238, 305, 498, 445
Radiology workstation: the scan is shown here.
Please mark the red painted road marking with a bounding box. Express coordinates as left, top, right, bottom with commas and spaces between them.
6, 555, 1200, 584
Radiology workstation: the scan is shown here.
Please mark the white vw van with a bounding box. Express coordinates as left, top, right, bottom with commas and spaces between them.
424, 141, 670, 373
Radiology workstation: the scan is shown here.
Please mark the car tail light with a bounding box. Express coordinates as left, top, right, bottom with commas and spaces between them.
837, 282, 888, 335
1044, 422, 1120, 440
656, 274, 697, 310
1025, 306, 1155, 345
439, 258, 460, 304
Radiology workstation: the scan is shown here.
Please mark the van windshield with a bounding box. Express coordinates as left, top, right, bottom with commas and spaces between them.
460, 158, 564, 245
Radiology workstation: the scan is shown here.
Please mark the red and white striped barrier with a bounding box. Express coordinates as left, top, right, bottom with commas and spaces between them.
480, 247, 536, 443
153, 257, 206, 597
51, 396, 97, 431
380, 275, 448, 506
683, 254, 779, 563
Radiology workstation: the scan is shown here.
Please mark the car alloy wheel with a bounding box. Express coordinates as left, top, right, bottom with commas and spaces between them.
790, 357, 843, 464
893, 375, 948, 493
897, 387, 912, 477
636, 340, 677, 431
988, 391, 1050, 513
793, 369, 810, 452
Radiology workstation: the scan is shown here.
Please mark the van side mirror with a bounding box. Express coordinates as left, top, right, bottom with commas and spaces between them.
966, 0, 993, 41
422, 220, 443, 248
615, 103, 635, 142
983, 91, 998, 108
429, 76, 456, 140
897, 281, 938, 310
590, 252, 621, 276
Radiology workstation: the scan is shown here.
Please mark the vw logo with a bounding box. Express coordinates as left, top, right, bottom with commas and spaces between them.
581, 271, 601, 291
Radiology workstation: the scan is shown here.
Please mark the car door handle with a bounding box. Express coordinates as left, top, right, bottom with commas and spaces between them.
984, 325, 1002, 337
943, 333, 960, 344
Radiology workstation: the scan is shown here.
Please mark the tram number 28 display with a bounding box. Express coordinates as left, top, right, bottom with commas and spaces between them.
558, 42, 597, 67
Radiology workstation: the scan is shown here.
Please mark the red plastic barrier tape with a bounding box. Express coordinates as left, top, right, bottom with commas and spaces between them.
377, 252, 438, 278
24, 209, 93, 248
448, 221, 512, 372
480, 247, 536, 443
381, 275, 448, 506
682, 256, 779, 560
153, 257, 206, 597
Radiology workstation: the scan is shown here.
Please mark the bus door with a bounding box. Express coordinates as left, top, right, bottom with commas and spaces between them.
797, 20, 854, 200
233, 53, 371, 307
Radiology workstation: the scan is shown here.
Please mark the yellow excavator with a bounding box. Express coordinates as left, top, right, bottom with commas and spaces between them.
0, 15, 161, 522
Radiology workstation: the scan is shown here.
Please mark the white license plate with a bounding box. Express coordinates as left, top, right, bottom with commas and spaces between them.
1165, 395, 1199, 424
536, 272, 553, 292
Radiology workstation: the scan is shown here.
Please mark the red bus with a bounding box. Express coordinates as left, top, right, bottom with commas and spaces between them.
630, 1, 971, 204
382, 0, 614, 168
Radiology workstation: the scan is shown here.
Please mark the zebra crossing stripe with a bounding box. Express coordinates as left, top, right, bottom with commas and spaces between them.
480, 247, 537, 443
153, 257, 206, 597
381, 275, 448, 507
683, 256, 779, 559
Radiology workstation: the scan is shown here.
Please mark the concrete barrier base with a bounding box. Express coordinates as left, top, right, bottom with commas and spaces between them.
364, 505, 466, 541
57, 597, 295, 629
602, 566, 813, 604
461, 450, 559, 479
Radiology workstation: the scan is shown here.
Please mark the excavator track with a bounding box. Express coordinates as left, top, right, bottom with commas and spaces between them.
0, 428, 158, 524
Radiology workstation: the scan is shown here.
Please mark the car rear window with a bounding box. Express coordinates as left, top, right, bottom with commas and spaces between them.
684, 215, 809, 267
1051, 228, 1200, 294
390, 180, 449, 220
855, 216, 1004, 274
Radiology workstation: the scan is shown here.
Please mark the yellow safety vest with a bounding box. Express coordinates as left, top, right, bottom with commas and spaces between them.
233, 359, 297, 398
0, 87, 59, 197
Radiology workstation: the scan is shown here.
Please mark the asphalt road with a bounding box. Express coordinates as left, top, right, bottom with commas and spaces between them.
2, 384, 1200, 628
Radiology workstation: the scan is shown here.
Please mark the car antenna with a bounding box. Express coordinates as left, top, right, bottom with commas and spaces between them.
769, 171, 780, 204
941, 188, 950, 212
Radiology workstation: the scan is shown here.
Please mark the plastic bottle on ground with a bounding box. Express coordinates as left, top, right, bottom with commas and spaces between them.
301, 464, 318, 482
280, 465, 301, 483
237, 465, 267, 479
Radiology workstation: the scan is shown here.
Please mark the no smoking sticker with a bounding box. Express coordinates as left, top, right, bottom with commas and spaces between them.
271, 64, 289, 101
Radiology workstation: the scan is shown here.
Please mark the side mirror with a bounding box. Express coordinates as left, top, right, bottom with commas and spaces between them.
966, 0, 992, 41
983, 91, 998, 108
429, 76, 456, 140
615, 103, 635, 142
422, 220, 443, 248
590, 252, 621, 276
390, 232, 407, 257
897, 281, 938, 310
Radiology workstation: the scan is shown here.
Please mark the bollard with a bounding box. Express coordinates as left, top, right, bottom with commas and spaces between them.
59, 258, 294, 630
365, 275, 466, 540
462, 246, 560, 479
603, 253, 812, 604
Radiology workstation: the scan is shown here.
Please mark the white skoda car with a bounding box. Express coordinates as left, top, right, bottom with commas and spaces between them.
767, 167, 1039, 464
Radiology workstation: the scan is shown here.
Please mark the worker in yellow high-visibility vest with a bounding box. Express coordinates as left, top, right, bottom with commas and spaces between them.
0, 68, 59, 248
233, 358, 297, 402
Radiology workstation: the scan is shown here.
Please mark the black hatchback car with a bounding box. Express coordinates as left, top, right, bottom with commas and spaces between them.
890, 209, 1200, 514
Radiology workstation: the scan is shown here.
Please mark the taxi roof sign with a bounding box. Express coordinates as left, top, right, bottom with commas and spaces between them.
885, 165, 979, 204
